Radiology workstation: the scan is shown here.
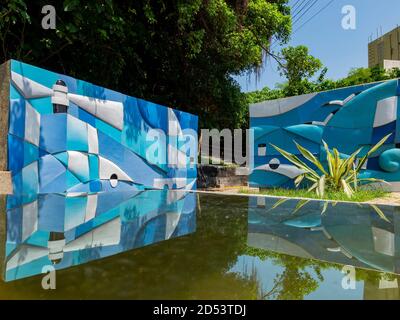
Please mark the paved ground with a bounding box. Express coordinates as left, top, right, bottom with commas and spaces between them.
367, 192, 400, 206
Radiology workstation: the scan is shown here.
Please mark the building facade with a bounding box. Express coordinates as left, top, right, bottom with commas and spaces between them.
368, 26, 400, 69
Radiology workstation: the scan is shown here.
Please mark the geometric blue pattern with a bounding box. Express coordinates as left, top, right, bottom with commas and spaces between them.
7, 59, 198, 195
3, 59, 199, 282
250, 79, 400, 188
4, 189, 196, 281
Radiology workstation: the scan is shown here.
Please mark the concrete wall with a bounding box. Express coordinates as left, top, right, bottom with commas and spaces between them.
0, 61, 12, 194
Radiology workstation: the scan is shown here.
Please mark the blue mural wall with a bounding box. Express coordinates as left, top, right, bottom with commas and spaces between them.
7, 59, 198, 200
249, 79, 400, 190
5, 189, 196, 281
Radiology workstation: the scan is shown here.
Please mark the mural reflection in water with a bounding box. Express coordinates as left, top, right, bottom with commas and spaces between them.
2, 189, 196, 281
248, 196, 400, 275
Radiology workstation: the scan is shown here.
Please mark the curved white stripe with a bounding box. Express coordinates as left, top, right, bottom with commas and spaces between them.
87, 124, 99, 154
85, 194, 98, 222
64, 218, 121, 251
250, 93, 317, 118
168, 144, 187, 168
247, 233, 314, 259
22, 201, 38, 242
373, 96, 398, 128
68, 93, 123, 130
165, 212, 181, 239
11, 71, 53, 99
25, 102, 41, 146
68, 93, 96, 111
67, 151, 89, 182
6, 246, 49, 271
326, 93, 356, 106
98, 156, 133, 182
254, 164, 304, 179
312, 113, 334, 126
168, 108, 183, 136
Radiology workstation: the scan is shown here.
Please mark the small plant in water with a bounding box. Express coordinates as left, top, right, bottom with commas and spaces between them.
271, 134, 391, 199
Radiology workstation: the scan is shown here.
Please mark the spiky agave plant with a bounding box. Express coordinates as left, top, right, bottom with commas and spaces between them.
271, 134, 391, 198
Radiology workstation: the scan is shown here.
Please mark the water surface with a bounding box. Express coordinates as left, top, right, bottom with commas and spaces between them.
1, 192, 399, 300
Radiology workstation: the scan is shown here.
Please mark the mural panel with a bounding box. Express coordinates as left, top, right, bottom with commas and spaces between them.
2, 59, 198, 197
3, 189, 196, 281
249, 80, 400, 189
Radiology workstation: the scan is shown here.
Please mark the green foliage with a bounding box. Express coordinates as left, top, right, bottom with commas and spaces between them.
333, 66, 400, 88
0, 0, 292, 130
239, 187, 387, 202
244, 241, 329, 300
246, 85, 286, 104
278, 45, 322, 96
271, 135, 391, 199
247, 63, 400, 105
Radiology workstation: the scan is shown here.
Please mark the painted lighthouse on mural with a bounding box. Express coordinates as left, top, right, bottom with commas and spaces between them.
2, 59, 198, 199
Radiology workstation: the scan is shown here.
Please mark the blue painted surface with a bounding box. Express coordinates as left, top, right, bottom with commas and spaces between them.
8, 59, 198, 194
250, 80, 400, 187
4, 189, 196, 281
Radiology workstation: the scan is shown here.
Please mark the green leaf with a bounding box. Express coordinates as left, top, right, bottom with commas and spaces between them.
321, 201, 328, 215
307, 182, 318, 193
358, 178, 389, 184
267, 198, 290, 212
369, 204, 391, 223
341, 179, 354, 198
356, 134, 392, 171
292, 199, 310, 214
295, 141, 327, 175
367, 134, 392, 157
323, 140, 334, 176
317, 175, 326, 198
294, 174, 305, 188
271, 144, 319, 179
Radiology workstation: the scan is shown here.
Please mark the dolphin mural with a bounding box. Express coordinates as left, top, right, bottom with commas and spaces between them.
250, 79, 400, 190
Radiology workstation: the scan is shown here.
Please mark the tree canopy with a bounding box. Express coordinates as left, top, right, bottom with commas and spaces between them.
278, 45, 322, 96
1, 0, 292, 129
247, 62, 400, 105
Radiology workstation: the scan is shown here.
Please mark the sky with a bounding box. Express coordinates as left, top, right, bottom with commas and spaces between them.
235, 0, 400, 92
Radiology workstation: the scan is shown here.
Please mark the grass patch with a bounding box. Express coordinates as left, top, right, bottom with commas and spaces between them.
238, 187, 388, 202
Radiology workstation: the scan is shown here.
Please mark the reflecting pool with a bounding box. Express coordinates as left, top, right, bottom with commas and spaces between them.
0, 192, 399, 300
3, 190, 196, 282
